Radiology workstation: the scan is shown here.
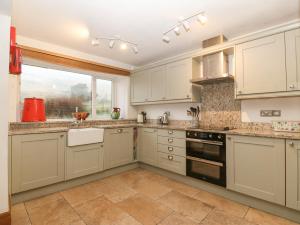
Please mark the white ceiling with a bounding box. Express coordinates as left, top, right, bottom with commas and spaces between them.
12, 0, 300, 66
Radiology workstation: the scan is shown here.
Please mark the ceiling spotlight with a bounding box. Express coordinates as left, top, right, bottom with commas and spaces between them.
132, 46, 138, 54
109, 40, 115, 48
174, 26, 181, 36
91, 38, 100, 46
120, 43, 128, 50
182, 21, 190, 32
162, 35, 170, 43
197, 14, 208, 25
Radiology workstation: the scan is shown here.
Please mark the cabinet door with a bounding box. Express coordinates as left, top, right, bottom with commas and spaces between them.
227, 135, 285, 205
286, 140, 300, 211
235, 33, 286, 95
286, 28, 300, 91
149, 65, 167, 101
12, 133, 65, 193
66, 143, 104, 180
165, 59, 192, 100
104, 128, 134, 169
131, 70, 150, 103
139, 128, 158, 166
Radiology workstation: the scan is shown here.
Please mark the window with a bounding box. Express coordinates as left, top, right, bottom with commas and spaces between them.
21, 64, 113, 120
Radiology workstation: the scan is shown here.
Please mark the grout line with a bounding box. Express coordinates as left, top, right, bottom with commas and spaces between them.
23, 202, 34, 225
243, 207, 251, 218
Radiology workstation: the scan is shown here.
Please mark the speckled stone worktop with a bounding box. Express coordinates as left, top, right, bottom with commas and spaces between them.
8, 121, 300, 140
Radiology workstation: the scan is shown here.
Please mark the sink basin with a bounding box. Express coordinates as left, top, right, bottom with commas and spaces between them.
68, 128, 104, 147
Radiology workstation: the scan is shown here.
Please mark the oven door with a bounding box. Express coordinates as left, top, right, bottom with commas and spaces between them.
186, 138, 225, 162
186, 156, 226, 187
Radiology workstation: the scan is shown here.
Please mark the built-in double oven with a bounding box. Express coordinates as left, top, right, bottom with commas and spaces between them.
186, 131, 226, 187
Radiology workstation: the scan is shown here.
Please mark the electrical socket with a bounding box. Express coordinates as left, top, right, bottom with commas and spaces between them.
260, 110, 281, 117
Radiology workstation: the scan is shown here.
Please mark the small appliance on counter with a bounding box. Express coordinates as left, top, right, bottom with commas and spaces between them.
158, 112, 170, 125
137, 111, 147, 123
22, 98, 46, 122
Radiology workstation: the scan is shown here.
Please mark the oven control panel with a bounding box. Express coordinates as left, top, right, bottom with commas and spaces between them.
186, 131, 225, 142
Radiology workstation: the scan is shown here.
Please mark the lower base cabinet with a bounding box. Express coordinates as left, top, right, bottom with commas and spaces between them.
226, 135, 286, 205
139, 128, 158, 166
158, 152, 186, 175
12, 133, 66, 194
286, 140, 300, 211
104, 128, 134, 170
66, 143, 104, 180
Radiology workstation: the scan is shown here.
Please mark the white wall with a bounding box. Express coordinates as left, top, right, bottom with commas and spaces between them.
137, 102, 200, 121
0, 13, 11, 214
241, 97, 300, 123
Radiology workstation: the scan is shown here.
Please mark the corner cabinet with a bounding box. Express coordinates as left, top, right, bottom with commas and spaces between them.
131, 58, 201, 105
66, 143, 104, 180
286, 140, 300, 211
138, 128, 158, 166
226, 135, 285, 205
11, 132, 66, 194
103, 128, 134, 170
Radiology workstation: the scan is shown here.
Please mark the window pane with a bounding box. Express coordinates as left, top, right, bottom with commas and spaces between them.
21, 65, 92, 119
96, 79, 112, 119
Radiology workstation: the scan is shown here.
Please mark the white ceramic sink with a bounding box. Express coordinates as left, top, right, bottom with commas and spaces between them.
68, 128, 104, 147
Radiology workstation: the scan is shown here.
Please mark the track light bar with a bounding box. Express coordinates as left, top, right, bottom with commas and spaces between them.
162, 11, 207, 44
91, 36, 138, 54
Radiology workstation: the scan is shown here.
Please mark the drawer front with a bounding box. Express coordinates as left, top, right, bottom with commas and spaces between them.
158, 152, 186, 175
157, 129, 185, 138
158, 144, 186, 157
106, 127, 133, 135
158, 136, 186, 148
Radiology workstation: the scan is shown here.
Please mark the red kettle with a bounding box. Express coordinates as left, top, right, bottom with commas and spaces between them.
22, 98, 46, 122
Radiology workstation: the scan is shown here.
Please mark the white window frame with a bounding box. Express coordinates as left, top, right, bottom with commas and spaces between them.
20, 59, 116, 121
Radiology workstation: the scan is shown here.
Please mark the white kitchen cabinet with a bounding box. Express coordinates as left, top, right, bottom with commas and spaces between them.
66, 143, 104, 180
149, 65, 167, 101
103, 128, 134, 170
226, 135, 285, 205
286, 140, 300, 211
139, 128, 158, 166
235, 33, 286, 96
131, 70, 150, 103
12, 133, 65, 194
165, 59, 192, 100
286, 28, 300, 92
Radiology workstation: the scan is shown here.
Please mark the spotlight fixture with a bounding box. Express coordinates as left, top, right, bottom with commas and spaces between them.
91, 36, 138, 54
162, 11, 207, 43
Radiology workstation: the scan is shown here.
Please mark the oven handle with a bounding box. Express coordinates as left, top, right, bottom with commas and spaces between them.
186, 156, 224, 167
186, 138, 223, 146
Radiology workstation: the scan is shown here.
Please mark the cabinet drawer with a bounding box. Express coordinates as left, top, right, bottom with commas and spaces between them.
106, 127, 133, 135
157, 144, 186, 157
158, 136, 186, 148
158, 129, 185, 138
158, 152, 186, 175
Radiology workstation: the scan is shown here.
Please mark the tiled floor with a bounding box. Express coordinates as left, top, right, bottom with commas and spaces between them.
11, 168, 299, 225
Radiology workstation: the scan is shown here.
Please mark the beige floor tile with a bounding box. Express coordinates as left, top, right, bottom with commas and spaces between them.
102, 170, 142, 187
158, 212, 199, 225
61, 184, 102, 207
74, 196, 141, 225
11, 203, 31, 225
193, 189, 249, 218
200, 209, 256, 225
25, 193, 63, 210
117, 194, 173, 225
245, 208, 300, 225
160, 179, 200, 197
27, 198, 82, 225
158, 190, 213, 223
130, 178, 172, 200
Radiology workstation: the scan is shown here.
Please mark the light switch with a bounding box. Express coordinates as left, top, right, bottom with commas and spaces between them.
260, 110, 273, 117
272, 110, 281, 117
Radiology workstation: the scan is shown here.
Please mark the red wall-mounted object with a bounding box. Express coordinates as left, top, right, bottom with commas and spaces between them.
9, 26, 22, 75
22, 98, 46, 122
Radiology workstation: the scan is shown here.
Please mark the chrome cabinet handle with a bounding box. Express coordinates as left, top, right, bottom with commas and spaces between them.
117, 129, 123, 133
168, 147, 173, 152
168, 138, 173, 143
60, 134, 64, 138
289, 84, 295, 89
288, 141, 294, 146
168, 155, 173, 160
168, 130, 173, 134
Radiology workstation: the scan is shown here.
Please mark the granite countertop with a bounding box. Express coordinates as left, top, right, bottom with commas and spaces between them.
8, 123, 300, 140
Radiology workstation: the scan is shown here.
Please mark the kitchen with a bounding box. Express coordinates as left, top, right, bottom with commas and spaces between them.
0, 0, 300, 225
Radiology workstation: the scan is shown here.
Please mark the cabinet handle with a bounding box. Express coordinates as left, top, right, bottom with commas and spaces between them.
168, 155, 173, 160
289, 84, 295, 89
168, 130, 173, 134
117, 129, 123, 133
60, 134, 64, 138
237, 90, 242, 94
100, 144, 104, 147
168, 146, 174, 152
227, 137, 231, 141
162, 97, 166, 100
168, 138, 173, 143
288, 141, 294, 146
186, 94, 190, 98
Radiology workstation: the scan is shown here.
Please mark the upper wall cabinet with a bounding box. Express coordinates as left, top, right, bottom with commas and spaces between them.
235, 33, 286, 96
286, 28, 300, 92
131, 58, 201, 105
235, 28, 300, 99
